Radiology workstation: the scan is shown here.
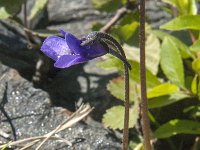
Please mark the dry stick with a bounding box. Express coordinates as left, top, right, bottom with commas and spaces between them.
139, 0, 152, 150
23, 0, 28, 28
0, 105, 92, 149
100, 7, 128, 33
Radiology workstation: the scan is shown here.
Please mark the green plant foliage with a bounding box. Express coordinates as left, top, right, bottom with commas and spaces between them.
160, 15, 200, 31
192, 58, 200, 74
147, 83, 179, 99
154, 119, 200, 138
0, 0, 25, 19
191, 75, 198, 94
28, 0, 48, 21
91, 0, 122, 12
97, 57, 161, 88
117, 22, 139, 41
148, 91, 190, 108
96, 55, 123, 70
163, 0, 197, 15
107, 77, 135, 102
152, 30, 194, 59
160, 37, 185, 87
190, 39, 200, 53
184, 105, 200, 119
102, 100, 139, 129
124, 33, 161, 74
110, 12, 139, 43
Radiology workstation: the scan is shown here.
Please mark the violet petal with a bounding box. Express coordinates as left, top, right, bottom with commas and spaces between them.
41, 36, 72, 61
64, 32, 84, 55
54, 55, 90, 68
85, 42, 107, 58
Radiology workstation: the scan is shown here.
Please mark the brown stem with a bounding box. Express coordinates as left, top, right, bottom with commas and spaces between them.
24, 0, 28, 28
139, 0, 152, 150
188, 30, 196, 44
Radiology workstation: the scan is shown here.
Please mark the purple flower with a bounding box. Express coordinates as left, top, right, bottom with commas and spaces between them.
40, 30, 107, 68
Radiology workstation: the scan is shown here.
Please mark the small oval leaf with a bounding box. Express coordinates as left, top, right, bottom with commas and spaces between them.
160, 15, 200, 31
154, 119, 200, 138
160, 37, 185, 87
147, 83, 179, 99
102, 104, 139, 130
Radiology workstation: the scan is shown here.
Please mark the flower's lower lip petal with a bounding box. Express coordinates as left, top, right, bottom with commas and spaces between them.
54, 55, 90, 68
41, 36, 71, 61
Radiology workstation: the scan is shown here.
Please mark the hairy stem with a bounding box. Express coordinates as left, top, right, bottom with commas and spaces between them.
81, 32, 130, 150
139, 0, 152, 150
98, 33, 130, 150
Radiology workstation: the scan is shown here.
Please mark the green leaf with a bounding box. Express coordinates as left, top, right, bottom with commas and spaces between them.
163, 0, 197, 15
192, 58, 200, 74
160, 37, 185, 87
117, 22, 139, 41
124, 33, 161, 74
120, 12, 139, 25
190, 39, 200, 53
131, 60, 161, 88
98, 57, 161, 88
187, 0, 197, 15
152, 30, 194, 59
107, 77, 135, 102
0, 0, 25, 19
102, 102, 139, 130
149, 91, 189, 108
147, 83, 179, 99
91, 22, 104, 31
154, 119, 200, 138
28, 0, 48, 21
191, 75, 198, 94
91, 0, 122, 12
96, 55, 123, 70
160, 15, 200, 31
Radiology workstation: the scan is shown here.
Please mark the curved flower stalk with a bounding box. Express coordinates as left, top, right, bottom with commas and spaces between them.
81, 31, 130, 150
40, 30, 131, 150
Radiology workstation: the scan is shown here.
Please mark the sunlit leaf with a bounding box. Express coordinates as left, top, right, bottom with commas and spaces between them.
96, 55, 123, 70
192, 58, 200, 74
147, 83, 179, 99
107, 77, 135, 102
191, 75, 198, 94
98, 57, 161, 88
160, 37, 185, 87
102, 102, 139, 129
190, 39, 200, 53
154, 119, 200, 138
124, 33, 161, 74
28, 0, 48, 21
149, 91, 190, 108
163, 0, 197, 15
118, 22, 139, 41
152, 30, 194, 59
160, 15, 200, 31
0, 0, 25, 19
